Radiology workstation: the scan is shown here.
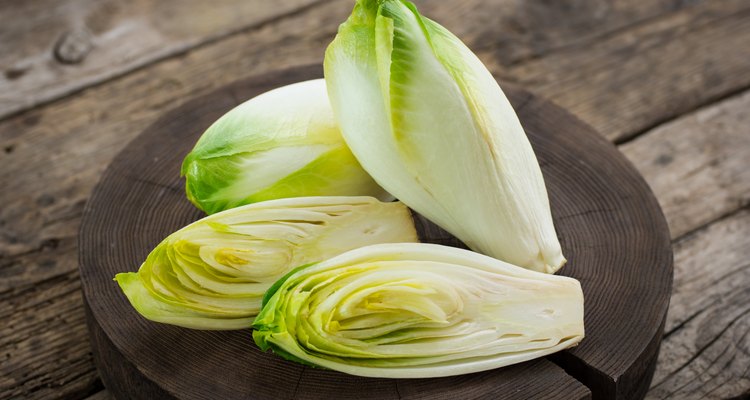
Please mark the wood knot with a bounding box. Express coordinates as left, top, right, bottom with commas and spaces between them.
53, 28, 93, 65
4, 66, 28, 81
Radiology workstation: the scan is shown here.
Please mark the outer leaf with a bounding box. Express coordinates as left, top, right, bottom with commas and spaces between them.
325, 0, 565, 273
115, 196, 418, 330
181, 79, 390, 214
253, 243, 584, 378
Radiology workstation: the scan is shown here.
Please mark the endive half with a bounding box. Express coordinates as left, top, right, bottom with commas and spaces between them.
325, 0, 565, 273
253, 243, 585, 378
115, 197, 418, 330
181, 79, 390, 215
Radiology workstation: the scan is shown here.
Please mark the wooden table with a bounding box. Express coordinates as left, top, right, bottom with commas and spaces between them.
1, 1, 747, 399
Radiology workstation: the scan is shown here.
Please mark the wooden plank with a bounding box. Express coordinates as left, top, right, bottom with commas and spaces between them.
0, 0, 322, 120
487, 0, 750, 142
414, 0, 688, 67
646, 208, 750, 399
622, 88, 750, 399
620, 90, 750, 238
621, 89, 750, 398
0, 0, 708, 122
0, 268, 99, 400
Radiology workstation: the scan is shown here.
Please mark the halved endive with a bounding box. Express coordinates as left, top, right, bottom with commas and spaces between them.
115, 197, 418, 330
325, 0, 565, 273
181, 79, 390, 214
253, 243, 584, 378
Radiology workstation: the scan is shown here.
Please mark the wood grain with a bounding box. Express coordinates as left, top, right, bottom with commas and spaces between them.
78, 66, 671, 399
621, 90, 750, 238
0, 0, 700, 121
0, 269, 100, 400
620, 90, 750, 398
422, 0, 691, 67
0, 0, 323, 119
486, 0, 750, 142
647, 209, 750, 399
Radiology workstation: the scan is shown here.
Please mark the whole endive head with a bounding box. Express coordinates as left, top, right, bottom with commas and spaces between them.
325, 0, 565, 273
253, 243, 584, 378
181, 79, 390, 214
115, 196, 418, 330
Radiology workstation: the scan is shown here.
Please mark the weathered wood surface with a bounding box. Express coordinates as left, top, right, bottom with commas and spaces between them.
621, 91, 750, 399
0, 0, 735, 122
646, 209, 750, 400
0, 0, 323, 120
2, 0, 750, 398
620, 91, 750, 239
484, 0, 750, 142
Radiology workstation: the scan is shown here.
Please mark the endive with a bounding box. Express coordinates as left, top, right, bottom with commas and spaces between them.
181, 79, 389, 214
325, 0, 565, 273
253, 243, 584, 378
115, 197, 418, 330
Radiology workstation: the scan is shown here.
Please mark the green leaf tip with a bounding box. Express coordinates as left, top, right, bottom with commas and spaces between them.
181, 79, 390, 214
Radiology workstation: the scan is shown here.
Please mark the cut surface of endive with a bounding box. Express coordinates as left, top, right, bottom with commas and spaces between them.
115, 196, 418, 330
253, 243, 585, 378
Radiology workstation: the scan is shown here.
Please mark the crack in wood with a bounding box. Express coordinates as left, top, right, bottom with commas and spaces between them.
290, 368, 306, 400
680, 261, 750, 288
476, 1, 702, 69
671, 204, 750, 243
0, 269, 79, 304
661, 344, 735, 399
662, 306, 709, 339
653, 306, 750, 389
616, 82, 750, 146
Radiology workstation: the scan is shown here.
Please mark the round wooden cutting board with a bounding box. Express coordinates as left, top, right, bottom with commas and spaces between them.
79, 65, 672, 400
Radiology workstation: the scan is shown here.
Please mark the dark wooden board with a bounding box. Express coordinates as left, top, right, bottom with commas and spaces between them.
78, 64, 671, 399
